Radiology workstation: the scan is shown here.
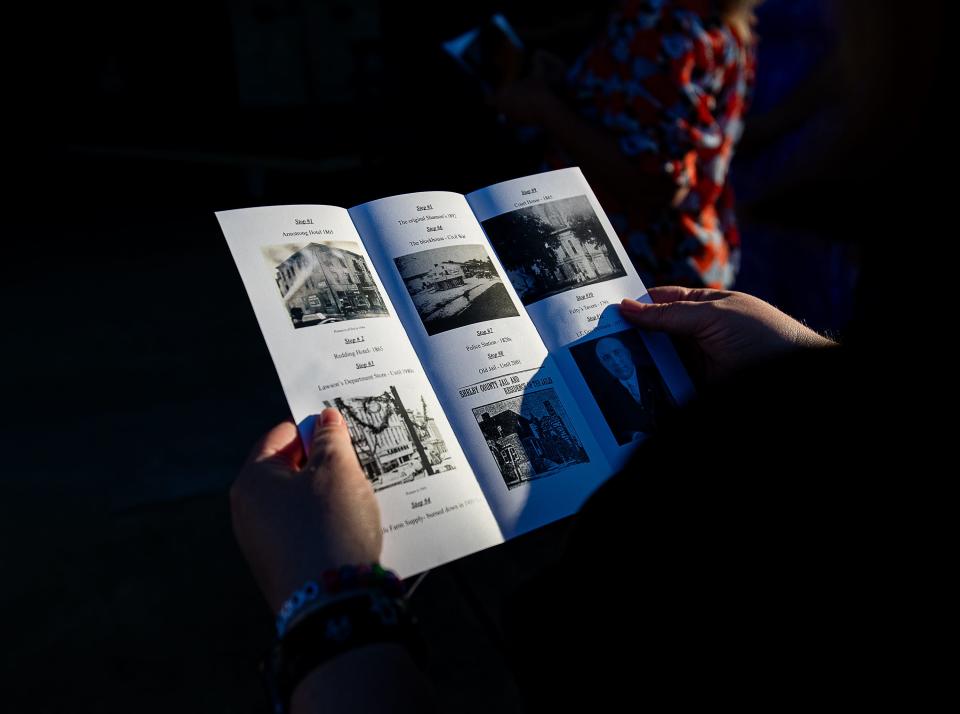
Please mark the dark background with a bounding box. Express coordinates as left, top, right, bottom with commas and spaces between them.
3, 3, 607, 710
2, 1, 945, 711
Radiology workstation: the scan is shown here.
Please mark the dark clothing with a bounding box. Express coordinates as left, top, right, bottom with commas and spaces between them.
503, 345, 939, 710
591, 364, 668, 444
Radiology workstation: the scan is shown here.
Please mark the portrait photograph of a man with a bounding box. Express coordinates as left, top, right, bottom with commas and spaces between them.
570, 328, 674, 445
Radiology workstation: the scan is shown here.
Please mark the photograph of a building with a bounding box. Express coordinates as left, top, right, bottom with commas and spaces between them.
264, 241, 389, 328
395, 244, 519, 336
472, 388, 588, 490
423, 262, 466, 291
325, 387, 453, 492
480, 194, 626, 305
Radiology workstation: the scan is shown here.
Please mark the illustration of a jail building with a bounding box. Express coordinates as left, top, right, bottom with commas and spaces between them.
478, 396, 585, 488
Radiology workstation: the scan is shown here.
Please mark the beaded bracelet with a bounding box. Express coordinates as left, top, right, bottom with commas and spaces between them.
264, 563, 419, 714
275, 563, 404, 638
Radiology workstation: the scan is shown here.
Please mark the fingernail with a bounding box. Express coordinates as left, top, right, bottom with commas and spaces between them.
619, 298, 645, 312
320, 408, 342, 426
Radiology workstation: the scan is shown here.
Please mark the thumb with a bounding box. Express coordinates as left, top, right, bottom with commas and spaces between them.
305, 408, 359, 472
619, 297, 712, 337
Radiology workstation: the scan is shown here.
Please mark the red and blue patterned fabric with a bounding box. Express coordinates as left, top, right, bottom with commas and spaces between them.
565, 0, 756, 288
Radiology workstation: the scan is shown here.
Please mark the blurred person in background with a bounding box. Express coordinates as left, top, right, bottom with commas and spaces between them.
493, 0, 762, 290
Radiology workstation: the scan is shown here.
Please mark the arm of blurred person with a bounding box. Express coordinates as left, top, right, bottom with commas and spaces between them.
736, 53, 845, 160
493, 4, 763, 231
620, 287, 836, 384
491, 52, 682, 214
231, 409, 437, 714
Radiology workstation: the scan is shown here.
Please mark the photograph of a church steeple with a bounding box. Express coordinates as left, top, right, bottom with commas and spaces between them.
472, 389, 589, 489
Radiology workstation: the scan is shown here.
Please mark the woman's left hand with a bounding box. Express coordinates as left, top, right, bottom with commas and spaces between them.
230, 408, 382, 613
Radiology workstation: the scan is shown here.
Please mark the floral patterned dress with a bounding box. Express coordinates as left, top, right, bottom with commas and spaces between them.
563, 0, 756, 289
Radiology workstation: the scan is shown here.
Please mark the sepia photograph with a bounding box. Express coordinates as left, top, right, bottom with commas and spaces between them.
394, 244, 519, 336
325, 387, 454, 492
480, 194, 626, 305
569, 329, 674, 445
472, 388, 589, 490
263, 241, 389, 329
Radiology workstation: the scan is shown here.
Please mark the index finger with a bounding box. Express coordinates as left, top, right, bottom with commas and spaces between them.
646, 286, 730, 303
245, 420, 304, 469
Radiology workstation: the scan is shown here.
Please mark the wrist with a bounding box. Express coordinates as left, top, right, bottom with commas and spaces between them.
263, 564, 423, 714
267, 544, 384, 615
274, 563, 402, 636
792, 323, 838, 351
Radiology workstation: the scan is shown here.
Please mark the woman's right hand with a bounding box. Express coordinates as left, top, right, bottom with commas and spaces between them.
620, 287, 835, 384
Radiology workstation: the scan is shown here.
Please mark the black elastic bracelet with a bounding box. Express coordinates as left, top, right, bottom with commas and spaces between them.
262, 589, 422, 713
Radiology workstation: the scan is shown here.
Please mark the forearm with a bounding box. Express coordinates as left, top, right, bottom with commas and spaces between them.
292, 643, 436, 714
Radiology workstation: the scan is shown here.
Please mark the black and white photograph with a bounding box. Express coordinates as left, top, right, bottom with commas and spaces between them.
263, 241, 389, 328
394, 244, 519, 336
472, 388, 589, 490
480, 194, 626, 305
325, 386, 454, 492
569, 329, 674, 446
